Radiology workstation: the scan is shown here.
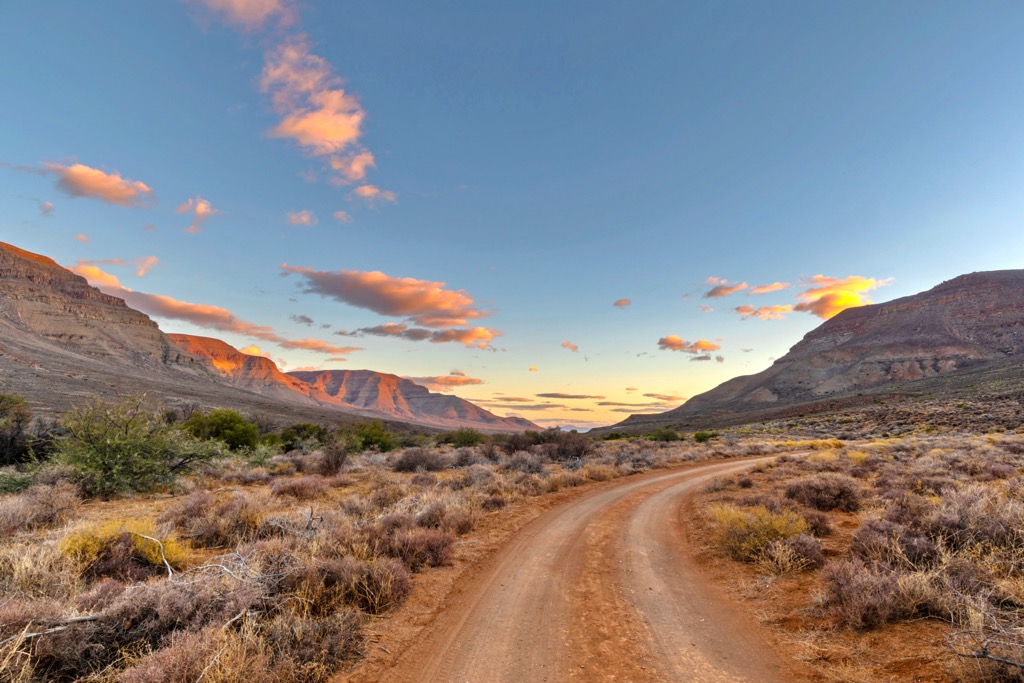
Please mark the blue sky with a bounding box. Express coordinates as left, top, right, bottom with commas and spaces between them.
2, 1, 1023, 428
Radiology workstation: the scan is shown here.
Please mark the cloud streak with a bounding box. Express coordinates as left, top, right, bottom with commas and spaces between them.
657, 336, 721, 353
735, 304, 793, 320
535, 393, 605, 400
176, 196, 220, 234
703, 277, 747, 298
288, 210, 317, 226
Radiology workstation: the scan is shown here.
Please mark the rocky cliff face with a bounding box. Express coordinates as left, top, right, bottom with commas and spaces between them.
289, 369, 540, 431
610, 270, 1024, 431
0, 241, 193, 366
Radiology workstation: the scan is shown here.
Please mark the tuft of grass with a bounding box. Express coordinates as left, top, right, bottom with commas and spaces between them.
59, 519, 192, 579
708, 504, 809, 561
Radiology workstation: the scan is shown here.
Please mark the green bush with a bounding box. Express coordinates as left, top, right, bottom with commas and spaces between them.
184, 409, 259, 451
280, 423, 328, 452
647, 427, 682, 442
0, 393, 32, 465
693, 430, 719, 444
350, 421, 397, 453
439, 428, 486, 448
56, 396, 223, 497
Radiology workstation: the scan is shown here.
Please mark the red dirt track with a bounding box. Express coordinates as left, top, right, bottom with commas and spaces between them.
345, 458, 813, 683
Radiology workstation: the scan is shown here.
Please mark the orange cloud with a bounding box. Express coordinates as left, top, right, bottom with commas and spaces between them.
332, 210, 352, 223
794, 275, 892, 319
529, 366, 538, 372
176, 196, 220, 234
330, 150, 375, 183
239, 345, 268, 357
337, 322, 499, 348
135, 256, 158, 277
191, 0, 291, 29
350, 184, 397, 204
625, 387, 637, 392
536, 393, 606, 400
735, 304, 793, 320
69, 264, 359, 356
38, 200, 54, 215
288, 210, 318, 226
643, 393, 685, 402
703, 277, 748, 298
657, 335, 721, 353
281, 264, 491, 328
613, 299, 631, 308
75, 234, 90, 244
43, 162, 152, 206
699, 304, 714, 313
749, 282, 791, 295
428, 327, 500, 349
261, 38, 364, 156
407, 372, 484, 391
561, 341, 578, 353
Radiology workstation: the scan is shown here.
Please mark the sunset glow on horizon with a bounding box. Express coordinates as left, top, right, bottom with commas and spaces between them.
4, 2, 1024, 429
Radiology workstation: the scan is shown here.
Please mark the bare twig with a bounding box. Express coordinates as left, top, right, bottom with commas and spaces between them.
131, 532, 174, 577
0, 615, 100, 648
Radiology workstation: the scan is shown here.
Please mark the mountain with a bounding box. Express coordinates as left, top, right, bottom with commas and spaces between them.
287, 369, 539, 431
605, 270, 1024, 433
0, 241, 535, 432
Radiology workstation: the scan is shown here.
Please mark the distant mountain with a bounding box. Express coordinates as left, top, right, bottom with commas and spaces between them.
289, 369, 539, 431
0, 241, 535, 432
604, 270, 1024, 433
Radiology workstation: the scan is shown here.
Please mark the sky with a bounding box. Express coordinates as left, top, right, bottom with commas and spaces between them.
2, 1, 1024, 430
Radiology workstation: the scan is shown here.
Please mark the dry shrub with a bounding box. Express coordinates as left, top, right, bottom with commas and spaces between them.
544, 472, 587, 492
0, 484, 80, 535
260, 610, 364, 683
708, 504, 809, 561
481, 495, 506, 511
348, 558, 412, 614
369, 482, 407, 511
386, 528, 454, 571
160, 491, 270, 548
0, 542, 77, 598
502, 452, 545, 474
439, 507, 475, 535
757, 539, 813, 576
511, 473, 544, 497
0, 596, 65, 640
578, 464, 616, 483
59, 519, 192, 581
270, 475, 330, 500
801, 509, 832, 537
410, 472, 437, 487
392, 448, 447, 473
279, 556, 363, 617
116, 627, 222, 683
784, 473, 862, 512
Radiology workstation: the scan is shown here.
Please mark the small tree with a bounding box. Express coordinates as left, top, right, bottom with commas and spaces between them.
351, 421, 397, 453
280, 422, 327, 452
56, 396, 222, 497
184, 408, 259, 450
440, 427, 486, 448
0, 393, 32, 465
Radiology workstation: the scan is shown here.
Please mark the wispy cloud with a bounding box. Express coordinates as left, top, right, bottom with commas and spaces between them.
407, 371, 484, 391
794, 275, 892, 319
561, 341, 578, 353
176, 196, 220, 234
336, 322, 499, 347
749, 281, 791, 295
74, 234, 90, 244
657, 336, 721, 353
70, 263, 359, 357
190, 0, 292, 30
43, 162, 152, 206
536, 392, 605, 400
135, 256, 158, 277
613, 299, 631, 308
528, 366, 538, 372
332, 210, 352, 223
350, 184, 397, 205
38, 200, 54, 215
699, 304, 714, 313
735, 304, 793, 320
290, 314, 314, 326
330, 150, 375, 184
288, 210, 317, 226
643, 393, 685, 402
703, 276, 747, 298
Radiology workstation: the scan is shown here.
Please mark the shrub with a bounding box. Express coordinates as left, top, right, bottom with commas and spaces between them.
784, 473, 862, 512
821, 559, 902, 630
56, 396, 222, 497
319, 438, 350, 475
183, 409, 259, 451
693, 430, 719, 444
708, 504, 809, 561
503, 451, 545, 474
161, 491, 269, 548
270, 475, 330, 499
392, 447, 447, 472
551, 430, 593, 461
440, 428, 486, 448
0, 393, 32, 466
60, 519, 192, 580
0, 484, 80, 534
350, 421, 397, 453
386, 527, 454, 570
261, 610, 365, 683
347, 558, 412, 614
280, 423, 327, 452
647, 427, 682, 442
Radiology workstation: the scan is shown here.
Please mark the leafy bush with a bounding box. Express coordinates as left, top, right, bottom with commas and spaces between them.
784, 473, 862, 512
708, 504, 809, 561
693, 430, 719, 444
349, 421, 397, 453
55, 396, 222, 497
280, 423, 327, 452
647, 427, 682, 442
440, 428, 486, 448
0, 393, 32, 465
184, 409, 258, 451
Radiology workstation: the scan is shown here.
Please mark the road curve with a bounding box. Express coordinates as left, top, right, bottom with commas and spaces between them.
363, 458, 806, 683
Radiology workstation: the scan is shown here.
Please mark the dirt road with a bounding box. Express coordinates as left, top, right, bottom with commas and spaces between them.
355, 458, 810, 683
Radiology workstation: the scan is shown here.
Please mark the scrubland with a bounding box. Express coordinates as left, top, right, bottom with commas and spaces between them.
0, 395, 799, 683
698, 433, 1024, 682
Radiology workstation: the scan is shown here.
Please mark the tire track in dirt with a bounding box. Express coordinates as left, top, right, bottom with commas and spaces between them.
354, 458, 810, 683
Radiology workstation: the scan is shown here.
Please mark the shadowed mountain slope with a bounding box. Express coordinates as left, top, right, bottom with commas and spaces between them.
603, 270, 1024, 433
